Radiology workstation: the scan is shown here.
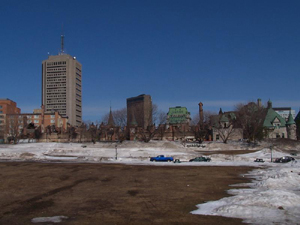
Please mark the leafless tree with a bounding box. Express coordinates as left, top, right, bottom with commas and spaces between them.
234, 102, 266, 142
139, 125, 157, 143
102, 107, 127, 128
5, 115, 20, 143
77, 123, 87, 142
212, 115, 235, 144
152, 104, 167, 125
191, 111, 216, 125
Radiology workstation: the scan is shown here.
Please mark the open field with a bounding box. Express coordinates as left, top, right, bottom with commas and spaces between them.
0, 162, 253, 225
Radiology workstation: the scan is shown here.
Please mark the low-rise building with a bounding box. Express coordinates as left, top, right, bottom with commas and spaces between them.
0, 99, 21, 141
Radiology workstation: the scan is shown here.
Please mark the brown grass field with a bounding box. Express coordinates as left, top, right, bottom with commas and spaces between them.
0, 162, 254, 225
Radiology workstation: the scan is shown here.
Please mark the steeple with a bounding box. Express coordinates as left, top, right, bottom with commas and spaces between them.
218, 108, 223, 115
107, 107, 115, 127
286, 111, 295, 125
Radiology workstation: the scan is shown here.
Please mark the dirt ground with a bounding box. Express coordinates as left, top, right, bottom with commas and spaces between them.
0, 162, 254, 225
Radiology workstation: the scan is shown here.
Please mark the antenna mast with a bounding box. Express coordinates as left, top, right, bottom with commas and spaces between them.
60, 24, 64, 54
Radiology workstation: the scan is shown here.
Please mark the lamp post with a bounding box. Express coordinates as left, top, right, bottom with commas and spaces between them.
270, 145, 273, 162
115, 144, 118, 160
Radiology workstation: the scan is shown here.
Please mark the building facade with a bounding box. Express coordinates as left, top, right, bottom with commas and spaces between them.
127, 94, 152, 129
0, 99, 21, 141
42, 54, 82, 126
273, 107, 296, 121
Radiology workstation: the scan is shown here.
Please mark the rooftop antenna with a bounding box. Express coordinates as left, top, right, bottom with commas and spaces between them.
60, 24, 64, 54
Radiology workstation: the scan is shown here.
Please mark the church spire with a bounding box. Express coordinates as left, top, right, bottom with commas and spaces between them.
108, 107, 115, 126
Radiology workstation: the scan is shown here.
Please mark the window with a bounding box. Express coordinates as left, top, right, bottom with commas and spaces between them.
51, 119, 55, 123
34, 120, 39, 123
0, 105, 2, 109
28, 120, 32, 123
34, 115, 39, 118
0, 111, 2, 114
51, 115, 55, 118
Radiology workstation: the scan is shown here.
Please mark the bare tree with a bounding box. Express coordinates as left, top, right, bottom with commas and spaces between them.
5, 115, 20, 143
102, 107, 127, 128
212, 114, 235, 143
139, 125, 157, 143
151, 104, 167, 126
235, 102, 266, 142
191, 111, 216, 125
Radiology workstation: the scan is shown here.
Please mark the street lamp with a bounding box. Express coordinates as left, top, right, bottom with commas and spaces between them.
270, 145, 273, 162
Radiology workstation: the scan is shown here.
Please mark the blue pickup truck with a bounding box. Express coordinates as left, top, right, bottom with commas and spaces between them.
150, 155, 174, 162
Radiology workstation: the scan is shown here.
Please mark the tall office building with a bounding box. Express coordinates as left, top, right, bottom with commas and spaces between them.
42, 37, 82, 126
127, 94, 152, 129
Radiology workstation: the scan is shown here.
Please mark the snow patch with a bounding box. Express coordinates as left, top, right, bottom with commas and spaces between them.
31, 216, 68, 223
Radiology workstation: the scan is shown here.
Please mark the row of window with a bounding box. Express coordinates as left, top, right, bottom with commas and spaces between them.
47, 61, 66, 66
46, 100, 66, 104
47, 94, 66, 99
47, 68, 66, 72
46, 72, 66, 77
46, 78, 66, 82
47, 84, 66, 88
46, 89, 66, 93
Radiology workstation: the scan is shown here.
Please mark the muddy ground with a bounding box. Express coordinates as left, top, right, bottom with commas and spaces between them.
0, 162, 254, 225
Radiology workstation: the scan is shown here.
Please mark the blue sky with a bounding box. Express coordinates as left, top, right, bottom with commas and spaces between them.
1, 0, 300, 122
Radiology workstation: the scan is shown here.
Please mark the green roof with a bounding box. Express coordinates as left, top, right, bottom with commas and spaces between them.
167, 106, 190, 124
220, 114, 229, 122
263, 108, 286, 128
286, 112, 295, 125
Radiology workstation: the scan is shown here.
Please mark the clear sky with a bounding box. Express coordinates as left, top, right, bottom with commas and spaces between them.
1, 0, 300, 122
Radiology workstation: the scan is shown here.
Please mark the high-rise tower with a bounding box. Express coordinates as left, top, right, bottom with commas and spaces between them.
42, 36, 82, 126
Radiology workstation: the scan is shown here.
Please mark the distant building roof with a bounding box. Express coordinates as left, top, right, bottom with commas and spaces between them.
263, 108, 286, 128
273, 107, 292, 111
167, 106, 190, 124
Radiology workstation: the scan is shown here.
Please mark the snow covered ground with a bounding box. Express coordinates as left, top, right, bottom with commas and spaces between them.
0, 140, 299, 224
191, 162, 300, 225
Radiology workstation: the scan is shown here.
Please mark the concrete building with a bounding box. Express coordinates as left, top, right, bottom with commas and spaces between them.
42, 42, 82, 126
127, 94, 152, 129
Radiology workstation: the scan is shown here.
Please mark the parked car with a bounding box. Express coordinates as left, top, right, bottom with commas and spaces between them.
150, 155, 174, 162
274, 156, 295, 163
173, 159, 181, 163
189, 156, 211, 162
254, 158, 265, 163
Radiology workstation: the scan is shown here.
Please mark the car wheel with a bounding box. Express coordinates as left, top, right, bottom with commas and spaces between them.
153, 160, 156, 162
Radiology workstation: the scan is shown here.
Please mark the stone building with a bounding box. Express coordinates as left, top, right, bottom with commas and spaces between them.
263, 100, 296, 140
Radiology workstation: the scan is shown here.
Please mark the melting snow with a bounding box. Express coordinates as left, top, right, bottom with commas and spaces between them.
0, 140, 299, 224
